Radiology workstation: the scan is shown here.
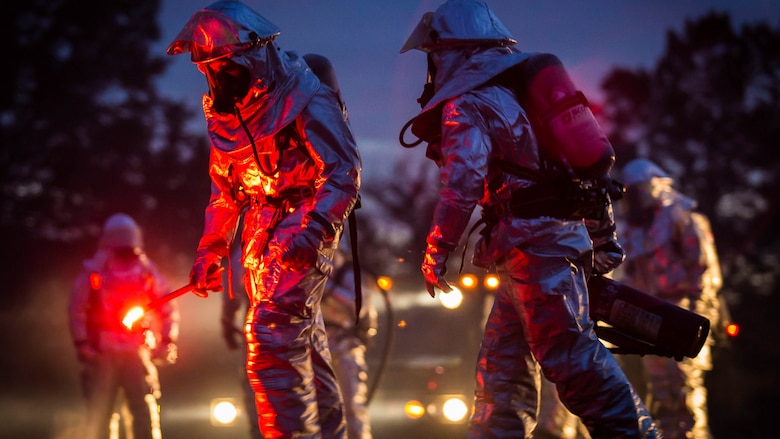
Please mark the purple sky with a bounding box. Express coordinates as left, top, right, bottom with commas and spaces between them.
155, 0, 779, 176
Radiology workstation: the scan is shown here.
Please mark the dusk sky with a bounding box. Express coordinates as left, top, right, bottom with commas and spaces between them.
154, 0, 779, 178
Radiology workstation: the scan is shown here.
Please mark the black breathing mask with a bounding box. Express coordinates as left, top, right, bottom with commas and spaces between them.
399, 53, 440, 148
417, 53, 438, 108
202, 58, 252, 115
112, 246, 141, 263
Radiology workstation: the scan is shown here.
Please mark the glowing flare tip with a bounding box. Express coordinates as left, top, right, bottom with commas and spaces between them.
122, 307, 145, 329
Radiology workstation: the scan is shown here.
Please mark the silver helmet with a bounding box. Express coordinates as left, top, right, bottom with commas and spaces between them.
621, 158, 672, 186
166, 0, 281, 63
400, 0, 516, 53
99, 213, 143, 252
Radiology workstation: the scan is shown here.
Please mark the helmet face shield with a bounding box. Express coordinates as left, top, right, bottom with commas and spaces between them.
168, 11, 252, 62
166, 2, 281, 63
400, 12, 435, 53
112, 246, 142, 263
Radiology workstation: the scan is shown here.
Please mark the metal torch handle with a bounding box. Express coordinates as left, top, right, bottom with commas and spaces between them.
144, 284, 196, 311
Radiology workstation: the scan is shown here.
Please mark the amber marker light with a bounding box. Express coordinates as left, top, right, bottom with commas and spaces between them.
404, 400, 425, 419
484, 274, 500, 290
376, 276, 393, 291
726, 323, 739, 337
459, 274, 478, 289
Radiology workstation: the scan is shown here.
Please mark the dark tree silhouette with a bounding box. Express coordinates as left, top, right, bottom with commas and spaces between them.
602, 12, 780, 265
601, 12, 780, 437
357, 159, 441, 286
0, 4, 211, 436
1, 0, 210, 308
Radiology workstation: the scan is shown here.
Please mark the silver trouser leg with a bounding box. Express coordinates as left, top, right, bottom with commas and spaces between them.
468, 285, 540, 439
246, 256, 346, 439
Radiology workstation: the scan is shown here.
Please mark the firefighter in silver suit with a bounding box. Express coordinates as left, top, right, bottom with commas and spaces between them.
167, 1, 361, 437
321, 248, 377, 439
401, 1, 658, 437
617, 158, 723, 439
69, 213, 179, 439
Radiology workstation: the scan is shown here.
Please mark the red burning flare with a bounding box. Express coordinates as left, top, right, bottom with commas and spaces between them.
122, 306, 146, 329
122, 284, 195, 330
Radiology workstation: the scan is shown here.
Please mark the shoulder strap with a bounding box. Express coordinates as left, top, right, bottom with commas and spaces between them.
86, 272, 103, 349
347, 200, 362, 324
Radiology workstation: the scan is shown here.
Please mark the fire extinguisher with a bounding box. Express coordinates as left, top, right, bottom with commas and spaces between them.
588, 275, 711, 361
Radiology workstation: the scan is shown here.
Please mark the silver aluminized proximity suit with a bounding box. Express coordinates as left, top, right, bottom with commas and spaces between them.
617, 158, 723, 439
401, 1, 659, 437
167, 1, 361, 437
69, 213, 179, 439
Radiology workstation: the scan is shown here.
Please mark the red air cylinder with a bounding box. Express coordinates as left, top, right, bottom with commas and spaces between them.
521, 53, 615, 178
588, 276, 710, 359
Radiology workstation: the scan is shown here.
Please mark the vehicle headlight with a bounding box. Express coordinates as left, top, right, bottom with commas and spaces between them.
210, 398, 239, 426
439, 287, 464, 309
441, 397, 469, 423
410, 394, 470, 424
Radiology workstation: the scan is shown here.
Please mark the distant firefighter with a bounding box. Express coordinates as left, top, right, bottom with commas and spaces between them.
617, 158, 724, 439
69, 213, 179, 439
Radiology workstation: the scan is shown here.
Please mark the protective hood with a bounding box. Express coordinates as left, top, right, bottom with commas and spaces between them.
400, 0, 516, 53
421, 46, 530, 114
168, 1, 320, 145
202, 45, 320, 148
99, 213, 143, 251
621, 158, 695, 222
166, 0, 281, 63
